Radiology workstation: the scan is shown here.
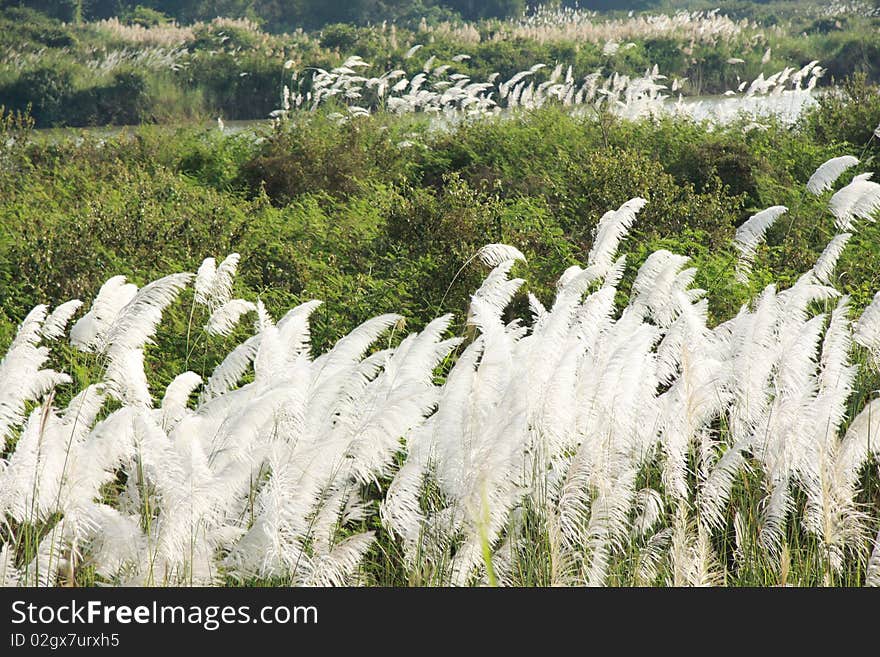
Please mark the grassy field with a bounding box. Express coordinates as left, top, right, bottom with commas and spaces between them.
2, 3, 880, 587
1, 2, 879, 127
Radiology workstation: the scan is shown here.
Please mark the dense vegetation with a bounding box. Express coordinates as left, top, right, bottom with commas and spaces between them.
7, 1, 879, 29
1, 2, 879, 127
3, 82, 880, 586
3, 1, 880, 588
2, 75, 879, 388
3, 0, 524, 27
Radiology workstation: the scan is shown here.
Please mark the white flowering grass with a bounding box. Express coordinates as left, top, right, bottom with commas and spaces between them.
2, 157, 880, 587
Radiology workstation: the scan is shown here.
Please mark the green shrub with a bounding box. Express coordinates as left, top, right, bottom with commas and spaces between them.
190, 22, 260, 51
802, 73, 880, 152
2, 66, 77, 127
127, 5, 171, 28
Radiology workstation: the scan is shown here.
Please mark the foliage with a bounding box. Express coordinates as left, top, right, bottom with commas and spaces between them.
3, 156, 880, 586
3, 59, 880, 586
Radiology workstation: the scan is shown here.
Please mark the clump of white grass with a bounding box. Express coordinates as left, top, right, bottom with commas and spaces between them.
282, 52, 823, 128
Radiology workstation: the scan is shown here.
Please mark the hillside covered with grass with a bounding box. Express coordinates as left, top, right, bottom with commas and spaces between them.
1, 2, 878, 127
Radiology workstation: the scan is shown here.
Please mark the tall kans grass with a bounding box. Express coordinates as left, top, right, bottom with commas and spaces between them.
2, 157, 880, 587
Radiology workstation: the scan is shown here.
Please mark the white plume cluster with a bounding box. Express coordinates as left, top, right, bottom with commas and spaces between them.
735, 157, 880, 285
830, 174, 880, 231
3, 163, 880, 586
276, 54, 823, 129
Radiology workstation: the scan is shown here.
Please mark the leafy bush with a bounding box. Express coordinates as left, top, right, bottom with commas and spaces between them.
2, 66, 77, 127
803, 73, 880, 151
128, 5, 171, 28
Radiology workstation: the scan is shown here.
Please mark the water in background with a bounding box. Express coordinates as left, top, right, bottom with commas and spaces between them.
30, 89, 818, 145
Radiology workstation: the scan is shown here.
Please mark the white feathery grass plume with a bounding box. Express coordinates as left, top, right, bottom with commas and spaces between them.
5, 305, 47, 352
0, 406, 56, 523
583, 466, 640, 586
829, 175, 880, 231
160, 371, 202, 430
104, 347, 151, 407
210, 254, 241, 306
670, 505, 723, 586
799, 298, 865, 573
732, 511, 749, 564
587, 197, 646, 276
854, 291, 880, 366
655, 294, 713, 384
307, 532, 375, 586
311, 313, 402, 380
0, 544, 20, 586
85, 505, 148, 581
556, 264, 586, 291
630, 250, 697, 327
527, 292, 547, 323
205, 299, 257, 337
194, 253, 240, 310
658, 302, 729, 503
815, 297, 856, 437
564, 313, 661, 584
734, 205, 788, 283
41, 300, 83, 340
69, 276, 137, 350
276, 299, 322, 359
806, 155, 859, 195
466, 260, 524, 329
718, 286, 779, 477
50, 385, 113, 523
632, 488, 664, 538
404, 44, 423, 58
0, 305, 71, 448
776, 269, 839, 328
194, 257, 217, 306
199, 334, 261, 402
836, 397, 880, 499
477, 243, 526, 267
382, 343, 484, 561
379, 430, 431, 552
868, 528, 880, 587
812, 233, 851, 285
754, 312, 826, 555
103, 273, 193, 351
698, 441, 748, 532
86, 272, 192, 408
634, 528, 671, 586
343, 321, 459, 485
603, 255, 627, 289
